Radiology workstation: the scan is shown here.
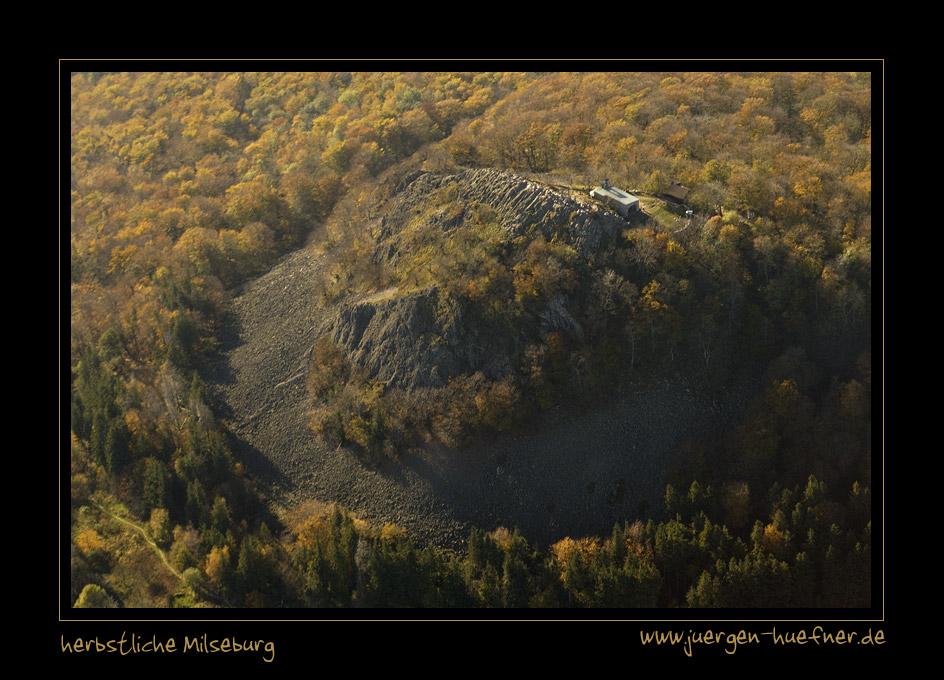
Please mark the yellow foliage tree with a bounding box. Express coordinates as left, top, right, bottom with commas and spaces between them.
75, 529, 106, 555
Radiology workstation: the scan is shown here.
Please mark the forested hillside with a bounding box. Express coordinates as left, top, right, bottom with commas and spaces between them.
68, 69, 874, 610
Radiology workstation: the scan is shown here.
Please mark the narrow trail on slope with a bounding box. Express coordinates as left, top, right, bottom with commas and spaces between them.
91, 499, 231, 606
203, 230, 755, 553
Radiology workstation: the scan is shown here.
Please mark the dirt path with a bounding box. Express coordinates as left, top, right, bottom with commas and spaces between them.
203, 235, 753, 552
91, 499, 231, 606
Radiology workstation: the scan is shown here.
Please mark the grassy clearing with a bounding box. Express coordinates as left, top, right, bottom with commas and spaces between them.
638, 196, 686, 231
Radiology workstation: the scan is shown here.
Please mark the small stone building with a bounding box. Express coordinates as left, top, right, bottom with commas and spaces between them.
590, 180, 640, 217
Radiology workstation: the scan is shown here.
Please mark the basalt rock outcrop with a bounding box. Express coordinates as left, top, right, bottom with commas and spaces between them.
374, 168, 626, 263
324, 286, 509, 390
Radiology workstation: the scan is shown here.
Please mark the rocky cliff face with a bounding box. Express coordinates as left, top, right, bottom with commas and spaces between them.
324, 286, 509, 390
320, 168, 626, 391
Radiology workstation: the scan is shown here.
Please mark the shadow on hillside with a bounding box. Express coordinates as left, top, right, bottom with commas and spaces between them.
222, 427, 294, 496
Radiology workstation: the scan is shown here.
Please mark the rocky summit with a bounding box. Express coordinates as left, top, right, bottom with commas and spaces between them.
321, 168, 626, 390
376, 167, 626, 259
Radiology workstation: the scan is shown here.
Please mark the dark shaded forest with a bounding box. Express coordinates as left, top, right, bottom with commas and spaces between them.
68, 69, 875, 610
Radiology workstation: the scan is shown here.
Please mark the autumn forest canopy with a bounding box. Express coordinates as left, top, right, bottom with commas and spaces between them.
68, 69, 875, 610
